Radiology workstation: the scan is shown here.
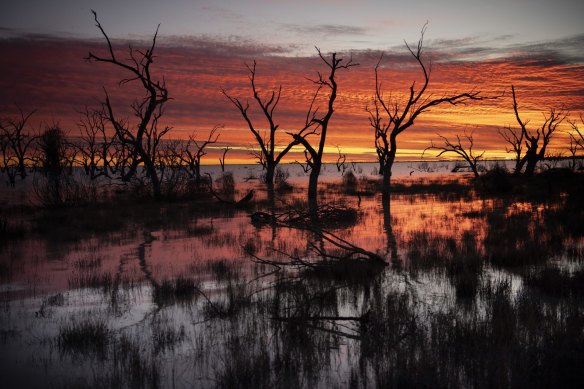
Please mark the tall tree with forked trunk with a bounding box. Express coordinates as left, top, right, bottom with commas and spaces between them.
86, 10, 170, 198
372, 24, 482, 199
499, 85, 566, 175
289, 49, 357, 202
222, 61, 299, 187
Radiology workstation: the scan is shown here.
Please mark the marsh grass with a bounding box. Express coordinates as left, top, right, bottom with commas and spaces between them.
2, 169, 583, 388
96, 335, 160, 389
209, 259, 238, 282
152, 276, 199, 307
73, 256, 102, 270
525, 268, 584, 298
68, 272, 114, 291
58, 318, 110, 357
151, 320, 186, 354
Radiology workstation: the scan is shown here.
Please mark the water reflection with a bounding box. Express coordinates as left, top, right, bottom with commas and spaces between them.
0, 176, 583, 388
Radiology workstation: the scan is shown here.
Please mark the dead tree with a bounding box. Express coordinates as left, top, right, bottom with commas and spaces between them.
0, 131, 18, 186
0, 108, 38, 181
86, 10, 170, 198
500, 85, 566, 175
373, 25, 482, 199
424, 131, 484, 178
498, 124, 524, 174
75, 107, 117, 179
366, 97, 390, 176
335, 146, 347, 173
222, 61, 299, 186
174, 127, 220, 184
219, 146, 231, 172
289, 49, 357, 201
568, 114, 584, 153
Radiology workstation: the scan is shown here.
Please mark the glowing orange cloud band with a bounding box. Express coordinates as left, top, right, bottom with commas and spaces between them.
1, 36, 582, 164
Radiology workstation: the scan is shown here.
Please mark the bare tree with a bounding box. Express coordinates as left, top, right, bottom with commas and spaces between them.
366, 97, 390, 176
86, 10, 170, 198
222, 61, 299, 186
501, 85, 566, 175
0, 108, 39, 182
498, 124, 524, 174
289, 49, 357, 201
372, 25, 482, 199
424, 131, 484, 178
219, 146, 231, 172
563, 114, 583, 171
0, 131, 18, 186
173, 127, 220, 184
335, 145, 347, 174
75, 107, 118, 179
568, 114, 584, 153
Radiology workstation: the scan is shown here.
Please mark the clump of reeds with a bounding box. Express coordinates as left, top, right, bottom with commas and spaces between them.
209, 259, 237, 282
57, 317, 110, 357
68, 272, 114, 291
152, 322, 186, 354
152, 276, 199, 307
73, 255, 102, 270
524, 268, 584, 298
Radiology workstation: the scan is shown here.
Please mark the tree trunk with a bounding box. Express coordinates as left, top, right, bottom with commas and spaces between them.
382, 167, 392, 201
265, 163, 275, 185
524, 158, 537, 175
470, 163, 479, 178
382, 197, 397, 262
145, 161, 161, 198
308, 164, 320, 200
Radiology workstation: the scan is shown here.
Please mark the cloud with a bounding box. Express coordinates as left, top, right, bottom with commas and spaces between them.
423, 33, 584, 64
282, 23, 369, 37
1, 31, 582, 162
157, 34, 293, 56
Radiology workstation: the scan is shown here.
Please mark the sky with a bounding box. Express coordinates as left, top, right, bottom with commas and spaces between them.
1, 0, 583, 163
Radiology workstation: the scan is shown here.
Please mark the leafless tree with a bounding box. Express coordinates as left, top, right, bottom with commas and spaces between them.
219, 146, 231, 172
335, 145, 347, 173
498, 124, 524, 174
372, 25, 482, 199
0, 108, 39, 182
223, 61, 299, 186
424, 131, 484, 178
289, 49, 357, 201
0, 132, 18, 186
173, 127, 220, 184
366, 96, 390, 176
75, 107, 117, 179
500, 85, 566, 175
568, 114, 584, 152
86, 10, 170, 198
564, 114, 584, 170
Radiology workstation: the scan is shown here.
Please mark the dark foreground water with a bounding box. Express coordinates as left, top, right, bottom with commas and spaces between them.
1, 173, 583, 388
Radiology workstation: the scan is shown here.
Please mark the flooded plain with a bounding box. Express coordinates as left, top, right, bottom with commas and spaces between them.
0, 164, 583, 388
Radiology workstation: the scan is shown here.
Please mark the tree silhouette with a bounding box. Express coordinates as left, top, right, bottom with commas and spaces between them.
172, 127, 220, 185
0, 108, 38, 184
86, 10, 170, 198
372, 25, 482, 199
223, 61, 299, 187
289, 49, 357, 201
499, 85, 566, 175
568, 114, 584, 155
424, 131, 484, 178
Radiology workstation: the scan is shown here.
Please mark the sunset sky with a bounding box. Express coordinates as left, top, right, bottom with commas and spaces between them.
1, 0, 583, 163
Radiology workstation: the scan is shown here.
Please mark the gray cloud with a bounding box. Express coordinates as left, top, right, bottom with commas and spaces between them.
283, 23, 369, 37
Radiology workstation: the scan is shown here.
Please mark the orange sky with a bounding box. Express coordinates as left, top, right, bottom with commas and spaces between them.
1, 35, 583, 164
